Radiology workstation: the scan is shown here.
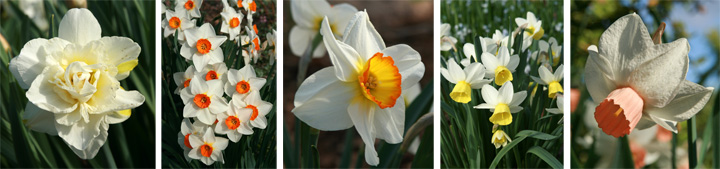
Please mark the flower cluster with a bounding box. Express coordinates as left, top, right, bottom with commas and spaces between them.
441, 11, 563, 149
9, 8, 145, 159
163, 0, 275, 165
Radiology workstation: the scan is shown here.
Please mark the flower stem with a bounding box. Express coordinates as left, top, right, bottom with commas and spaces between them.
296, 33, 323, 86
399, 112, 434, 154
688, 116, 697, 168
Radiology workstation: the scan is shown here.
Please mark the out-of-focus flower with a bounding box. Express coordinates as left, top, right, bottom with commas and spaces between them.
546, 94, 564, 123
292, 11, 424, 166
289, 0, 357, 57
491, 129, 512, 149
242, 25, 261, 64
188, 128, 229, 165
474, 82, 527, 125
180, 75, 228, 125
173, 65, 198, 94
177, 119, 209, 162
481, 47, 519, 86
220, 5, 244, 41
19, 0, 48, 31
181, 23, 227, 71
480, 30, 513, 55
531, 64, 564, 98
266, 29, 277, 65
515, 12, 544, 50
163, 5, 197, 42
176, 0, 202, 18
224, 65, 266, 99
440, 23, 458, 51
585, 13, 713, 137
570, 88, 580, 113
441, 58, 492, 103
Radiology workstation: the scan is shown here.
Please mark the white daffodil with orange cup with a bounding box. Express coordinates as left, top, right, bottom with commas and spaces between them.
292, 10, 425, 166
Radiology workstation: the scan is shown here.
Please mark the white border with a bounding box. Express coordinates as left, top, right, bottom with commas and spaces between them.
276, 0, 284, 168
563, 0, 571, 168
433, 0, 441, 168
155, 1, 162, 168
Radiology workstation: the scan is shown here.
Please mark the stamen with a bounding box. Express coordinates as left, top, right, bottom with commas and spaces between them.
196, 39, 212, 54
205, 71, 218, 81
184, 0, 194, 10
225, 116, 241, 130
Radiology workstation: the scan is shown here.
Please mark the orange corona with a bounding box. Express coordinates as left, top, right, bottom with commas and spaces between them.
205, 71, 218, 81
184, 0, 194, 10
236, 80, 250, 94
199, 144, 213, 157
247, 105, 259, 120
196, 39, 212, 54
225, 116, 241, 130
358, 53, 402, 109
193, 94, 211, 108
169, 17, 181, 29
229, 17, 240, 28
183, 134, 192, 149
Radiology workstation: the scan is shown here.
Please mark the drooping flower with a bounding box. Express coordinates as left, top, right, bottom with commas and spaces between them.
224, 65, 266, 98
585, 13, 713, 137
233, 91, 272, 129
440, 23, 457, 51
8, 8, 145, 159
288, 0, 357, 57
292, 11, 424, 166
188, 128, 229, 165
176, 0, 202, 18
531, 64, 564, 98
163, 5, 197, 42
481, 47, 519, 86
219, 4, 244, 41
474, 82, 527, 125
215, 97, 253, 142
173, 65, 198, 94
181, 23, 227, 71
441, 58, 492, 103
546, 94, 564, 123
491, 129, 512, 149
515, 12, 544, 50
461, 43, 478, 67
177, 119, 209, 162
180, 75, 228, 125
242, 25, 261, 64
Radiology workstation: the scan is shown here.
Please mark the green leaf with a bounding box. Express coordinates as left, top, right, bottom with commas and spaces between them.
526, 146, 563, 169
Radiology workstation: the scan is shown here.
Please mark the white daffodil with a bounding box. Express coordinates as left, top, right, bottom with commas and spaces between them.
173, 65, 198, 94
531, 64, 564, 98
441, 58, 492, 103
220, 4, 244, 41
8, 8, 145, 159
537, 37, 561, 66
242, 25, 261, 64
292, 11, 425, 166
585, 13, 713, 137
266, 29, 277, 65
177, 119, 209, 162
461, 43, 478, 67
440, 23, 457, 51
481, 47, 519, 86
474, 82, 527, 125
198, 63, 228, 83
163, 5, 197, 42
215, 97, 253, 142
491, 129, 512, 149
289, 0, 357, 57
234, 91, 272, 129
224, 65, 266, 98
481, 30, 513, 55
181, 23, 228, 71
180, 75, 229, 125
188, 128, 229, 165
19, 0, 48, 31
241, 0, 257, 23
176, 0, 202, 18
515, 12, 544, 51
545, 94, 564, 123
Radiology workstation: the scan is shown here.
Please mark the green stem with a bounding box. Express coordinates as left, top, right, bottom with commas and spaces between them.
688, 117, 697, 168
296, 33, 322, 86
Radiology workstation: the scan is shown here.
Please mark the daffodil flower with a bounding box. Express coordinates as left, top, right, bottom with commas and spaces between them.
480, 30, 513, 55
234, 91, 273, 129
289, 0, 357, 57
585, 13, 713, 137
220, 4, 244, 41
474, 82, 527, 125
241, 0, 257, 23
224, 65, 266, 98
537, 37, 561, 66
546, 94, 564, 123
441, 58, 492, 103
199, 63, 228, 83
8, 8, 145, 159
19, 0, 48, 31
163, 5, 197, 42
491, 129, 512, 149
266, 29, 277, 65
531, 64, 564, 98
215, 98, 253, 142
180, 75, 229, 125
176, 0, 202, 18
515, 12, 544, 50
242, 25, 261, 64
173, 65, 198, 94
440, 23, 457, 51
292, 11, 425, 166
178, 119, 209, 162
481, 47, 519, 86
181, 23, 227, 71
188, 128, 229, 165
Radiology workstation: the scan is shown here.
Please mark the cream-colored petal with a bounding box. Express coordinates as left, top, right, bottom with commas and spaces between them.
293, 67, 355, 131
58, 8, 101, 45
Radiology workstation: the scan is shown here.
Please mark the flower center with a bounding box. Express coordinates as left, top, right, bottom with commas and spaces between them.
450, 81, 472, 103
235, 80, 250, 94
489, 103, 512, 125
252, 37, 260, 52
205, 70, 218, 81
494, 66, 513, 86
548, 81, 563, 98
229, 17, 240, 28
169, 17, 181, 29
199, 144, 213, 157
225, 115, 241, 130
184, 0, 195, 10
184, 134, 193, 149
594, 87, 644, 138
358, 53, 402, 109
183, 79, 191, 88
246, 105, 259, 120
193, 94, 211, 108
196, 39, 212, 54
249, 1, 256, 12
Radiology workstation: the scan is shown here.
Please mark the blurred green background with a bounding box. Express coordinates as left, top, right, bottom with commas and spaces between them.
570, 0, 720, 168
0, 0, 156, 168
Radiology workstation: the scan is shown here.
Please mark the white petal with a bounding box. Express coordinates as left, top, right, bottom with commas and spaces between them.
9, 38, 63, 89
98, 37, 141, 80
627, 38, 689, 107
320, 17, 362, 82
382, 44, 425, 89
373, 96, 405, 143
481, 84, 499, 105
58, 8, 101, 45
584, 46, 617, 104
481, 52, 499, 75
473, 103, 495, 109
292, 67, 355, 131
348, 99, 379, 166
341, 11, 386, 59
196, 109, 216, 125
26, 68, 77, 114
251, 116, 267, 129
56, 114, 107, 153
181, 118, 192, 134
67, 117, 108, 159
183, 102, 199, 118
554, 64, 564, 80
288, 26, 326, 57
328, 3, 359, 35
364, 143, 380, 166
498, 82, 514, 103
189, 134, 203, 148
645, 80, 713, 122
214, 137, 229, 150
22, 103, 58, 135
538, 66, 554, 82
290, 0, 329, 28
442, 58, 464, 83
463, 43, 476, 60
